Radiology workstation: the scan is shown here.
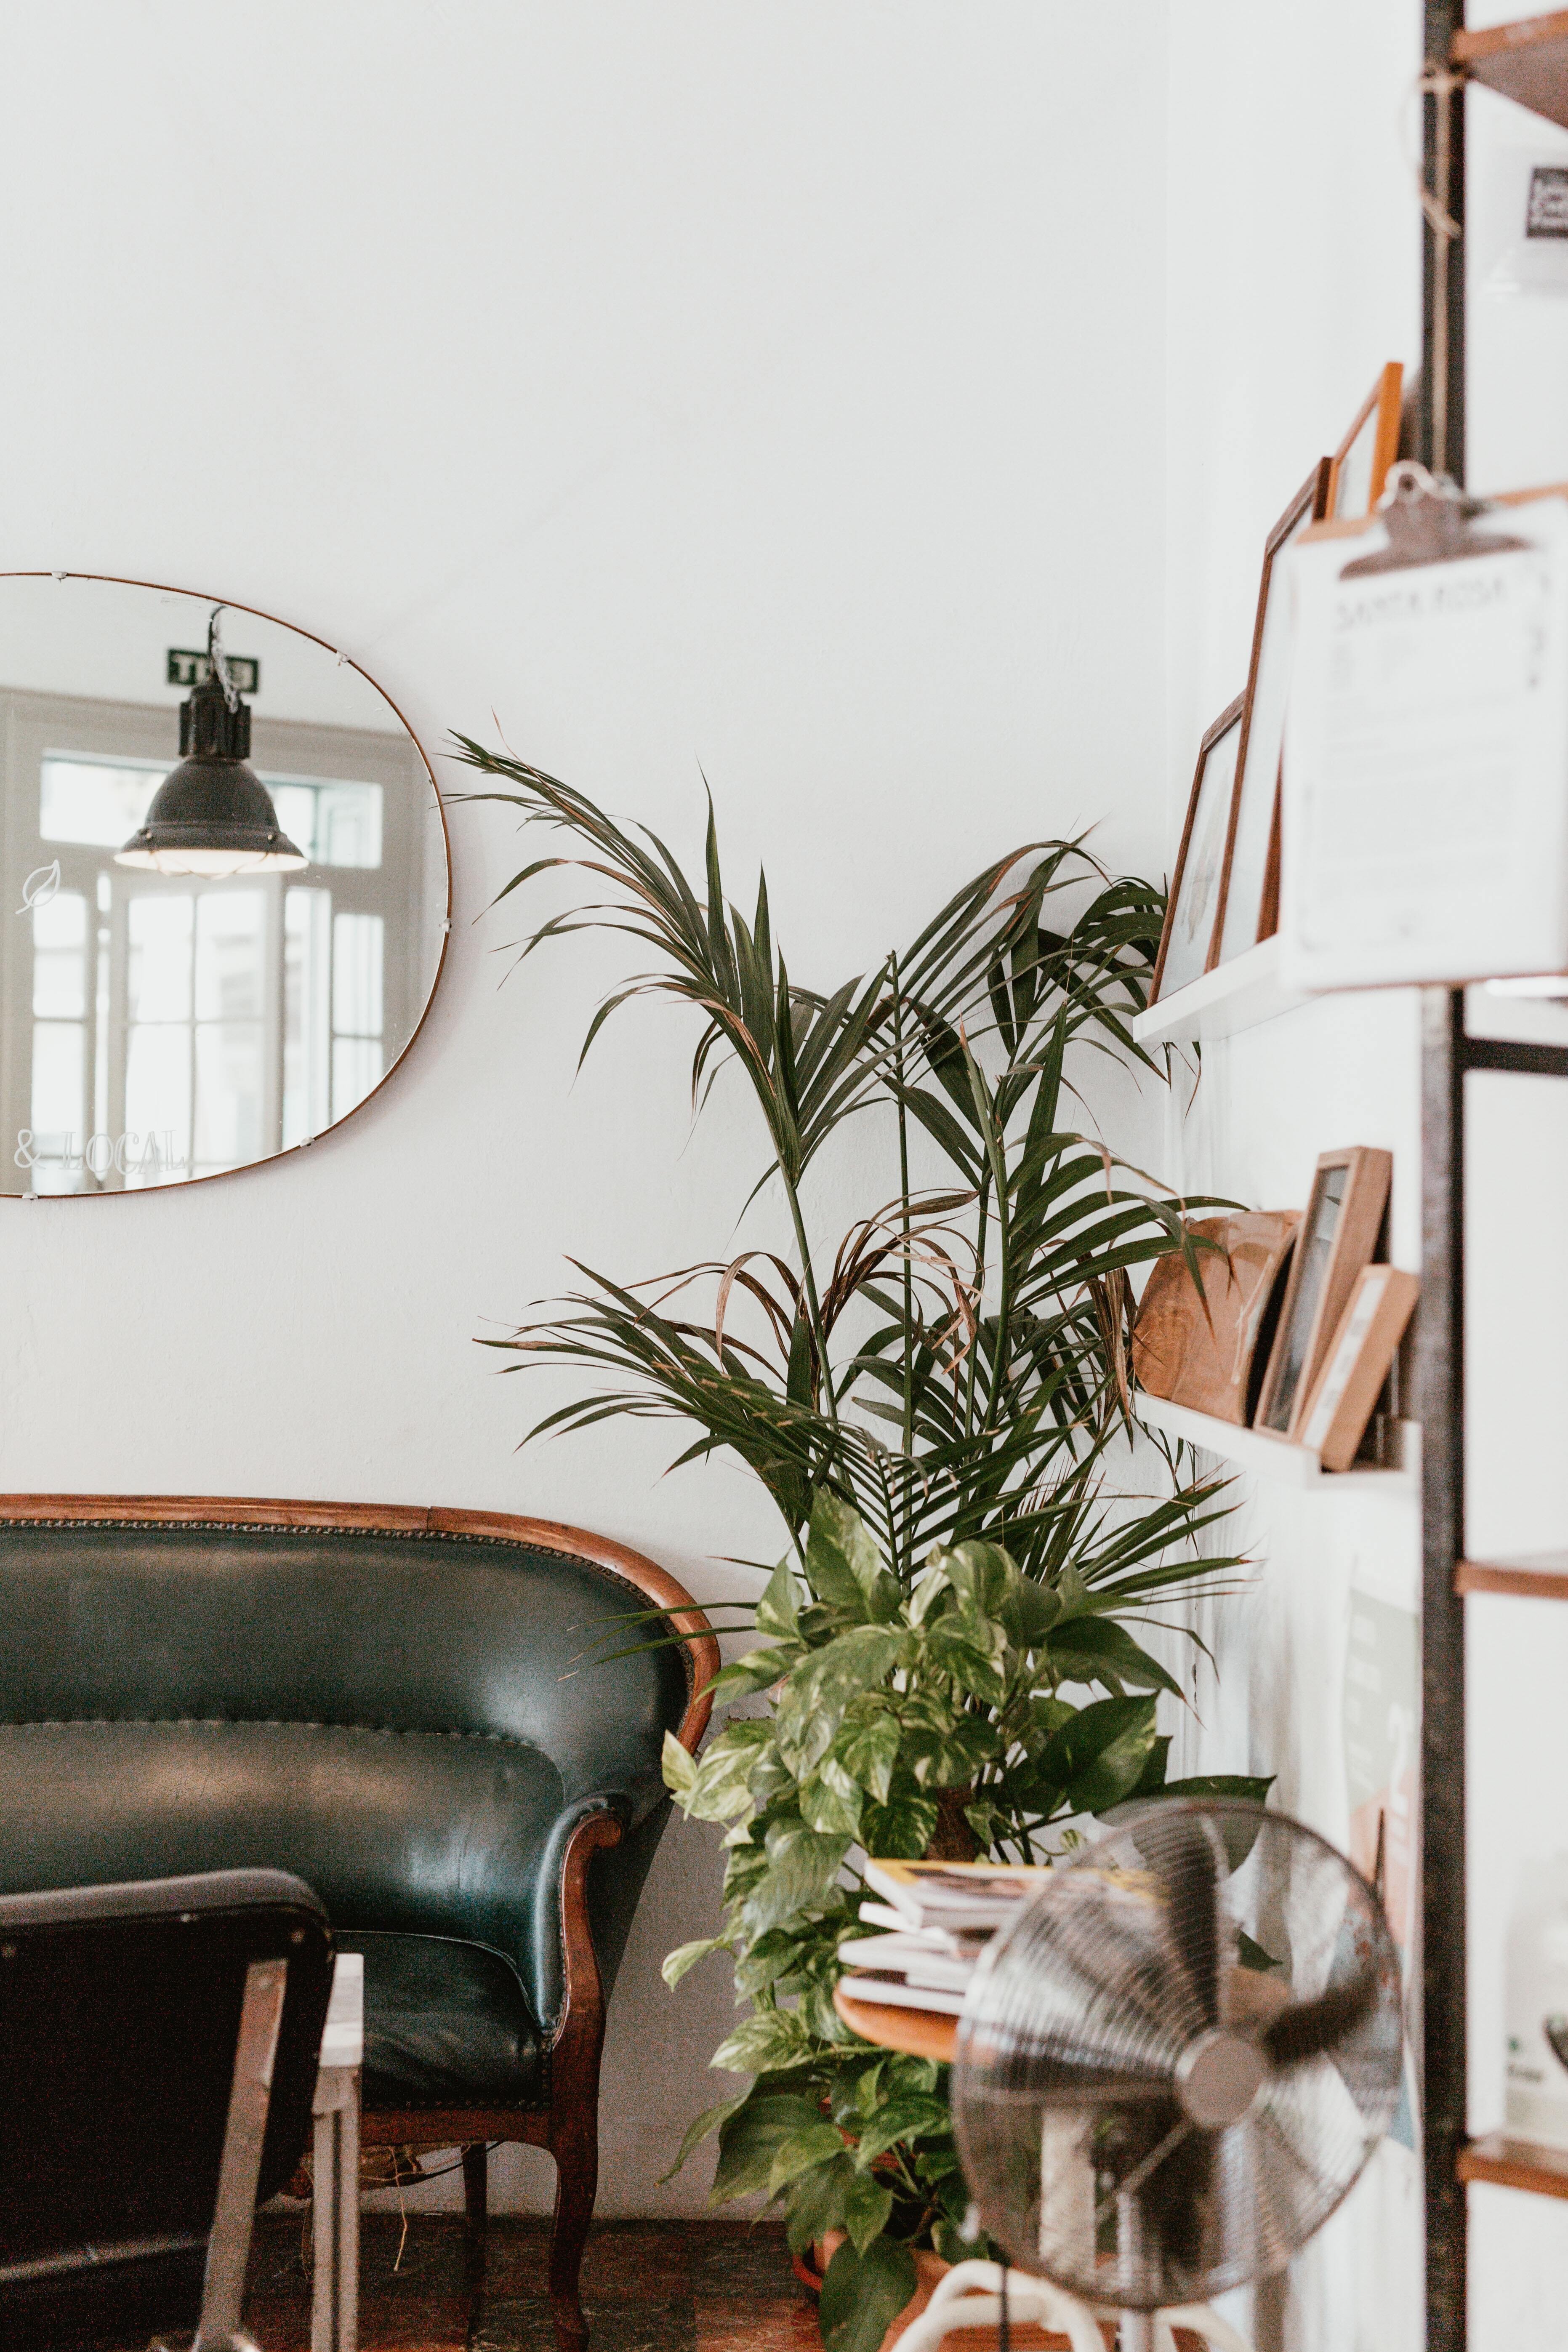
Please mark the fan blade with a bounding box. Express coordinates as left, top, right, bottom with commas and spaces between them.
1260, 1967, 1377, 2070
964, 2060, 1174, 2107
1141, 2128, 1216, 2295
1099, 2102, 1214, 2304
1153, 1813, 1223, 2028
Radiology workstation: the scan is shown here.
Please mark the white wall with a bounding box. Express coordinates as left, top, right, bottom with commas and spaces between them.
0, 1, 1173, 2216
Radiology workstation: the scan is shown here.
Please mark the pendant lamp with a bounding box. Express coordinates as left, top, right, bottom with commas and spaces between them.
116, 609, 307, 876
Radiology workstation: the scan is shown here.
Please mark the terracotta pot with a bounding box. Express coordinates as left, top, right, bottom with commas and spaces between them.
793, 2240, 828, 2298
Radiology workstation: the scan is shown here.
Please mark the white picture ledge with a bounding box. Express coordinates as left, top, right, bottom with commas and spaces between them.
1132, 937, 1308, 1049
1134, 1388, 1419, 1493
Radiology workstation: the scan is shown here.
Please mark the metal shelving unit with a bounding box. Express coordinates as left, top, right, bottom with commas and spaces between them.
1420, 10, 1568, 2342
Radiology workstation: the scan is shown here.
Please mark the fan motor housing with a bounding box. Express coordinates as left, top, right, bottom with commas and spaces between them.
1175, 2030, 1268, 2129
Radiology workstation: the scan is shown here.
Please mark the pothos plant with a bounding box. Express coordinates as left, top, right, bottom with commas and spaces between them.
659, 1500, 1267, 2352
452, 743, 1259, 2352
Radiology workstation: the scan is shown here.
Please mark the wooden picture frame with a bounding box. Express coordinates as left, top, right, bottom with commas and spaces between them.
1151, 695, 1244, 1003
1131, 1210, 1300, 1426
1327, 361, 1405, 522
1254, 1146, 1392, 1440
1210, 458, 1332, 971
1298, 1264, 1420, 1471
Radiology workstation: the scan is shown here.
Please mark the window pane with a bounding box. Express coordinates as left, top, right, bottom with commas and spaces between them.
195, 890, 264, 1022
194, 1023, 264, 1169
284, 887, 330, 1148
261, 777, 382, 869
32, 891, 86, 1017
40, 757, 163, 847
269, 785, 317, 863
31, 1020, 83, 1138
332, 1035, 382, 1122
128, 895, 193, 1021
333, 912, 383, 1036
125, 1024, 191, 1171
315, 782, 381, 868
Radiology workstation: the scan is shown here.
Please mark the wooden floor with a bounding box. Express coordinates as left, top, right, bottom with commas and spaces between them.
238, 2216, 820, 2352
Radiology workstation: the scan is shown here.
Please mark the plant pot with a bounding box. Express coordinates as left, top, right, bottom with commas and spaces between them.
793, 2240, 828, 2298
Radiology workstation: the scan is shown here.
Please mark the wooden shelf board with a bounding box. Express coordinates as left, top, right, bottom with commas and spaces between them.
1134, 1390, 1419, 1492
1454, 13, 1568, 130
1457, 1551, 1568, 1601
1132, 937, 1308, 1050
833, 1986, 957, 2064
1459, 2132, 1568, 2199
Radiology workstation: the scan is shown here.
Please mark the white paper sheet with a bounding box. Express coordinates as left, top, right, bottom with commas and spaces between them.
1281, 496, 1568, 990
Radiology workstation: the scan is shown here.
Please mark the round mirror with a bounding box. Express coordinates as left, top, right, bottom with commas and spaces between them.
0, 574, 447, 1196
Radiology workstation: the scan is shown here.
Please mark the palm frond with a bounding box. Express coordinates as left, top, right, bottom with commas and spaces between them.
459, 744, 1238, 1608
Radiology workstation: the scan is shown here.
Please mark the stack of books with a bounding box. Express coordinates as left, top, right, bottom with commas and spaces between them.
837, 1858, 1051, 2016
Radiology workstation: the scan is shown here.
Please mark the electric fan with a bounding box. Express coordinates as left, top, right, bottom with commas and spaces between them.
938, 1800, 1403, 2352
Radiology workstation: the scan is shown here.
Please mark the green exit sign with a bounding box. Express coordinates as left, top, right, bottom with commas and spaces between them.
168, 647, 261, 695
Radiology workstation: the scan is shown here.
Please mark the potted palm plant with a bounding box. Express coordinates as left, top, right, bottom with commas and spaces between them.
454, 745, 1259, 2352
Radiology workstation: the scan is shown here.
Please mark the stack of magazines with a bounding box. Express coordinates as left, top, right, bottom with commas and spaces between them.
837, 1858, 1051, 2016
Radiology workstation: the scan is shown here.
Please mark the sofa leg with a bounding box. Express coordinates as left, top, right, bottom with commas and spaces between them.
462, 2142, 488, 2235
461, 2141, 488, 2306
547, 2120, 597, 2352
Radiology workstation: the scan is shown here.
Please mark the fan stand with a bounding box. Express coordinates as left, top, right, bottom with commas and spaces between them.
1117, 2193, 1154, 2352
885, 2261, 1254, 2352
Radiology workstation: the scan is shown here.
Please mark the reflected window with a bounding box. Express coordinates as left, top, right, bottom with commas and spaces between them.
270, 780, 383, 869
331, 911, 384, 1121
12, 741, 415, 1191
41, 759, 165, 847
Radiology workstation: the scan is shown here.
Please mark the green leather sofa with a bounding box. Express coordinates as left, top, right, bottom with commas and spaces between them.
0, 1494, 716, 2352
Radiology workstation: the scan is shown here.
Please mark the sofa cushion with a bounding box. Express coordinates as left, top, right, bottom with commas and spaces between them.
336, 1931, 544, 2109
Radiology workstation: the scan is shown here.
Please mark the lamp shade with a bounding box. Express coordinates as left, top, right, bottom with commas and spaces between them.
116, 667, 306, 876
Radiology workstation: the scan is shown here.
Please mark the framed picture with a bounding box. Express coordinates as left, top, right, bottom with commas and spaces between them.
1298, 1264, 1420, 1471
1210, 458, 1332, 970
1327, 362, 1404, 522
1254, 1145, 1392, 1441
1131, 1210, 1300, 1426
1151, 696, 1244, 1003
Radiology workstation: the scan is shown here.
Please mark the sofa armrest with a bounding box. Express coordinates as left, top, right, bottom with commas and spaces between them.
526, 1799, 627, 2040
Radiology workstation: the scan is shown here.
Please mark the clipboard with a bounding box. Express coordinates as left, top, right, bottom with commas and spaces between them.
1280, 465, 1568, 992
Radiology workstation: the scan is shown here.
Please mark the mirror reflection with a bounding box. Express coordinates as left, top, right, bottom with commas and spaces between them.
0, 576, 445, 1196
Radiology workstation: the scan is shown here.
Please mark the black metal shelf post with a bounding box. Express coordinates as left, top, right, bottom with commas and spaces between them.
1417, 987, 1467, 2352
1419, 10, 1467, 2351
1416, 18, 1568, 2341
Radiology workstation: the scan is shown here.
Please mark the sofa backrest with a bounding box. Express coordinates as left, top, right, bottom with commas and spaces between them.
0, 1508, 697, 1801
0, 1501, 716, 1978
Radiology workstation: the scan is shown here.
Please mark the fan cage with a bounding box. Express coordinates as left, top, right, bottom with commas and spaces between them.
950, 1800, 1403, 2312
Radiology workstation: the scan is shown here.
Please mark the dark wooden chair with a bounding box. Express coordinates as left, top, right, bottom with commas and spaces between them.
0, 1867, 333, 2350
0, 1495, 718, 2351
